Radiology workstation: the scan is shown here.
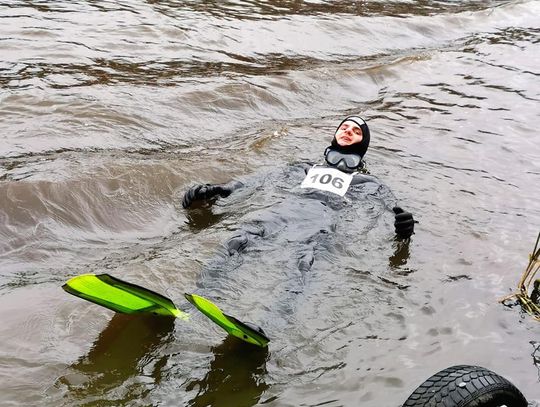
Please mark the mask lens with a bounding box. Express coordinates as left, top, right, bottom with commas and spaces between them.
325, 149, 342, 165
343, 154, 361, 168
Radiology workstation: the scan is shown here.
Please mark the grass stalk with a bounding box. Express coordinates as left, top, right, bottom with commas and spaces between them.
501, 232, 540, 320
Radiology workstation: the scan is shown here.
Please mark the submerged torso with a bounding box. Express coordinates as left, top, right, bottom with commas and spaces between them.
188, 162, 405, 341
196, 163, 396, 287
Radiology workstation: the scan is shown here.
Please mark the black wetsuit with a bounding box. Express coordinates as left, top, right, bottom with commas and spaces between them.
185, 163, 409, 318
218, 163, 398, 259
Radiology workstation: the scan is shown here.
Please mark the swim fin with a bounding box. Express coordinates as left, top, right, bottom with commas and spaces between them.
184, 293, 269, 347
62, 273, 189, 319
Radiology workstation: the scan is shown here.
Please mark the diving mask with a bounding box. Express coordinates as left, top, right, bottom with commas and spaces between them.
324, 147, 363, 172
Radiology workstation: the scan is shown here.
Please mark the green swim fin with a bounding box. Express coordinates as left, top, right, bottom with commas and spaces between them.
63, 273, 189, 319
62, 274, 268, 347
184, 293, 269, 347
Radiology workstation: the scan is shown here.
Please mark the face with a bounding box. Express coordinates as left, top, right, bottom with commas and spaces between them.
334, 120, 363, 146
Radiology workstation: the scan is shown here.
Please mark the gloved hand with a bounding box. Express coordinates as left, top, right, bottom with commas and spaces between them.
393, 207, 415, 239
182, 184, 232, 208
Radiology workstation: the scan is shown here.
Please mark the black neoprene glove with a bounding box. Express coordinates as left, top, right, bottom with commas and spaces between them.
393, 207, 415, 239
182, 184, 232, 208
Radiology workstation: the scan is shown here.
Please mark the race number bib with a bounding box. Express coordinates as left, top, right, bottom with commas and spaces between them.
300, 166, 353, 196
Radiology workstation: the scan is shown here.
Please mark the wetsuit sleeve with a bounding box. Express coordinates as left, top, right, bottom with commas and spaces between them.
295, 162, 313, 174
350, 173, 415, 238
182, 162, 312, 209
375, 180, 400, 212
181, 164, 282, 209
350, 173, 399, 210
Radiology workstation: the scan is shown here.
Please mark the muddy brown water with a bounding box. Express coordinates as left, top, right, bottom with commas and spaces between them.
1, 1, 539, 406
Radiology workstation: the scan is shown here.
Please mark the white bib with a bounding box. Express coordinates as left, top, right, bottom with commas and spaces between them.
300, 166, 353, 197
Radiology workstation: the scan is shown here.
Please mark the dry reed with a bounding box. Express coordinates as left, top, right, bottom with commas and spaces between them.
501, 232, 540, 320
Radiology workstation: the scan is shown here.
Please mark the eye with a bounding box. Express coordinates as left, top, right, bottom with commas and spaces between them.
354, 128, 361, 135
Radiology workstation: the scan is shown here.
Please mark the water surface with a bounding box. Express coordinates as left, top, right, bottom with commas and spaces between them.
1, 0, 539, 405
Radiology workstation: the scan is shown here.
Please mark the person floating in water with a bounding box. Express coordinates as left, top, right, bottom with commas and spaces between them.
182, 116, 415, 244
179, 115, 416, 349
58, 117, 417, 407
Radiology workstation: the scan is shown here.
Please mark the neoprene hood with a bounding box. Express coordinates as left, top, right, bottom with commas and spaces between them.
330, 116, 371, 158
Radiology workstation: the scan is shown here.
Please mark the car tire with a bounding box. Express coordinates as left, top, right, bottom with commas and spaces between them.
402, 365, 527, 407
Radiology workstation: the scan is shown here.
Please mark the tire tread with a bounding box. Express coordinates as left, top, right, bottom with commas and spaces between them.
402, 365, 527, 407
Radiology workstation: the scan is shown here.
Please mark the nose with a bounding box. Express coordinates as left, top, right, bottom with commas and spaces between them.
344, 127, 355, 136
